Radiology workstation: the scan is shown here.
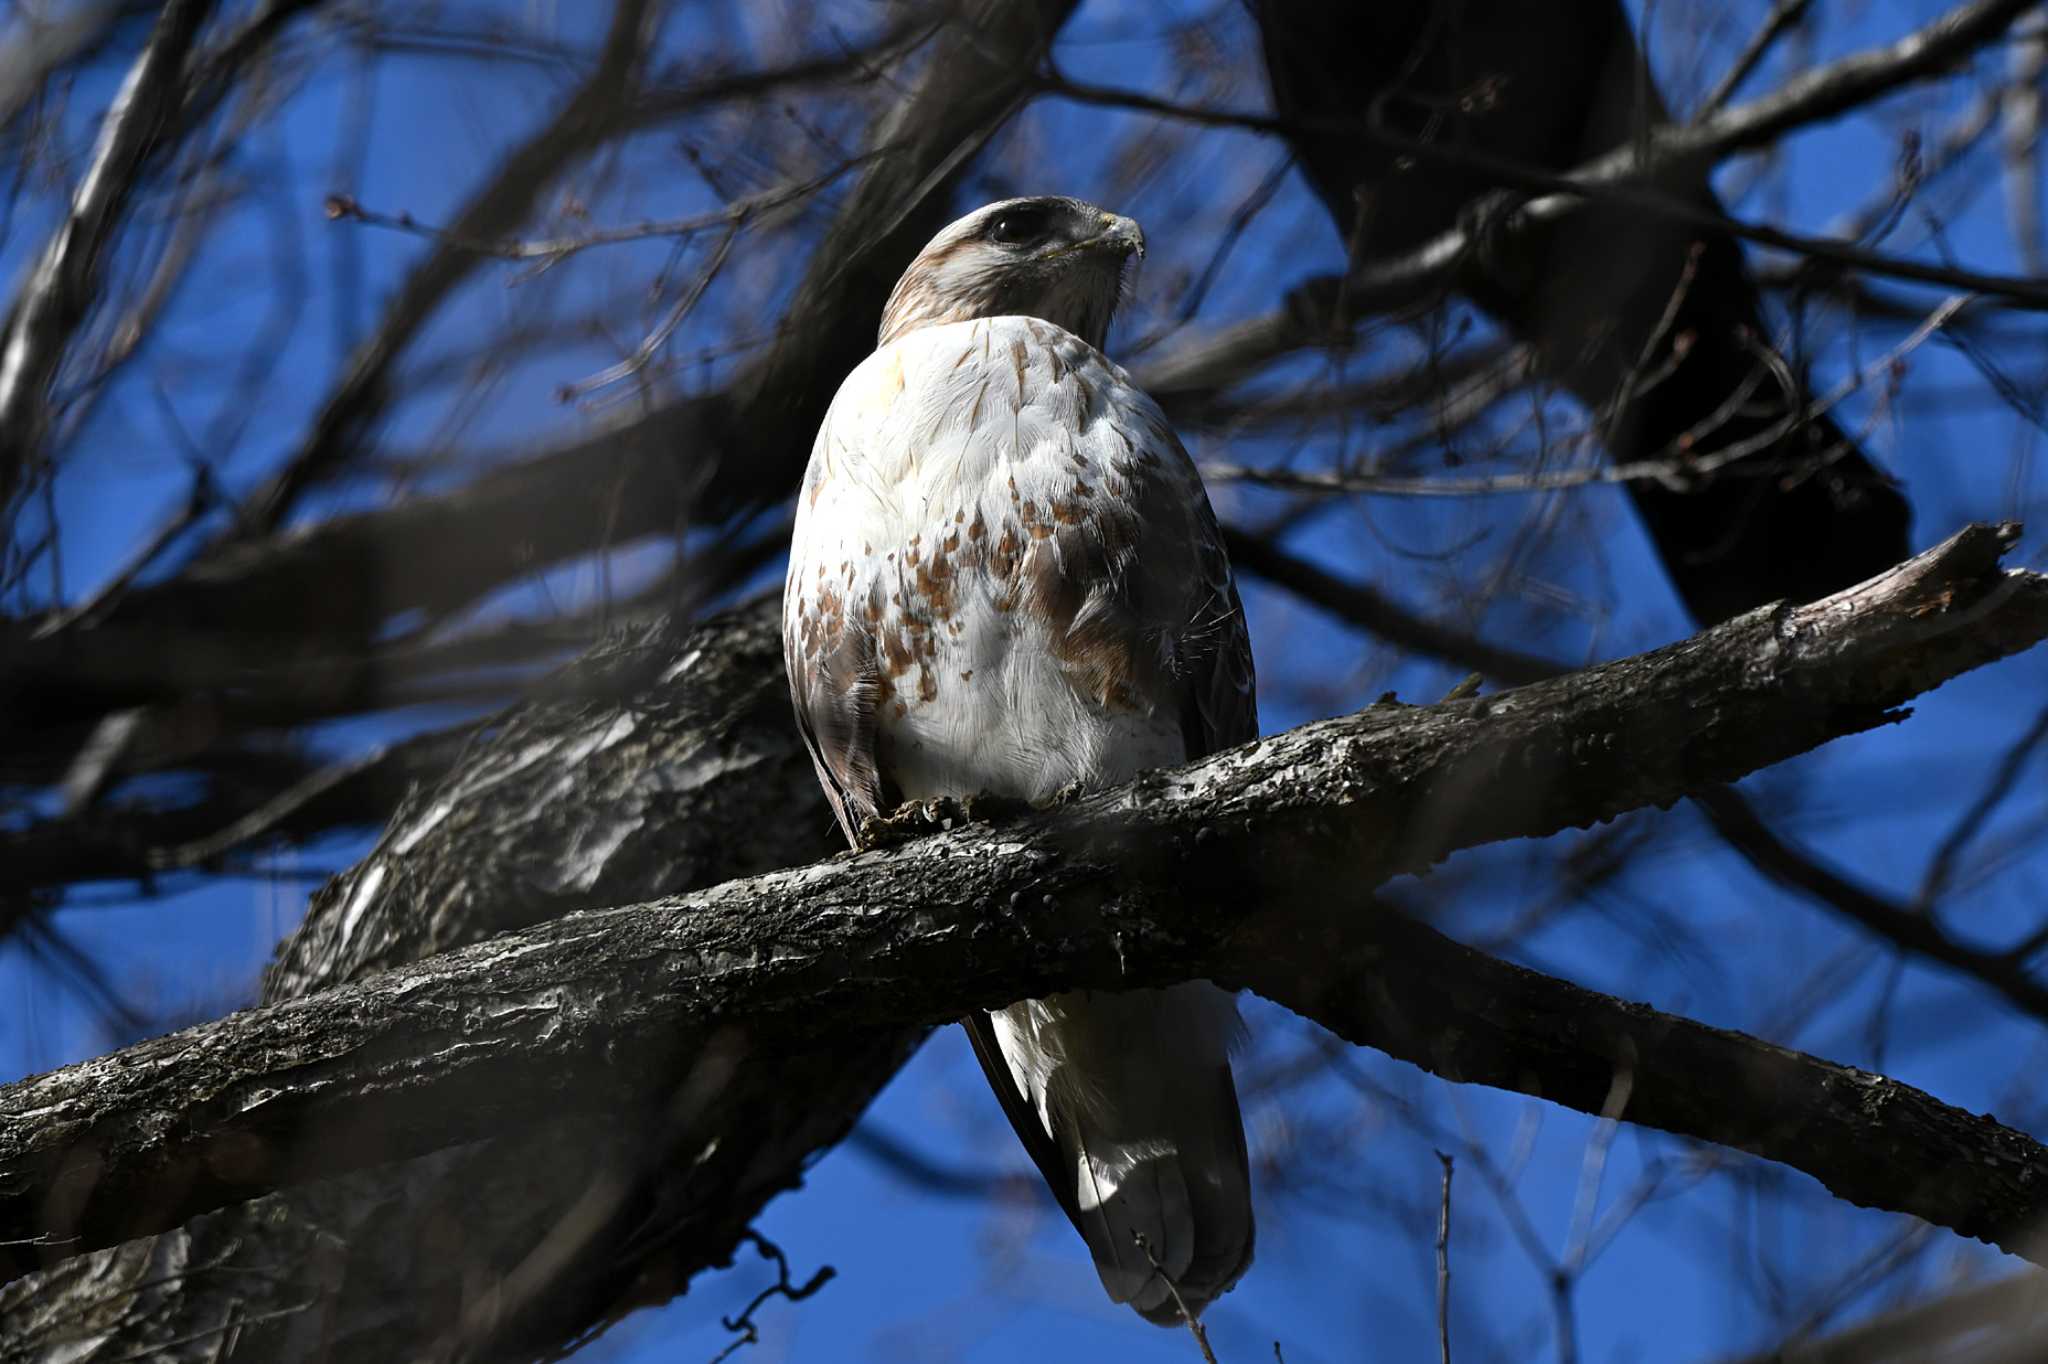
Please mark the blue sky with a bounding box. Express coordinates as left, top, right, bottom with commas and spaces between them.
7, 1, 2048, 1360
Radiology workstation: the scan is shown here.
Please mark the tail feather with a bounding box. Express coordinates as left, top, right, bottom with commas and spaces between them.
965, 982, 1255, 1323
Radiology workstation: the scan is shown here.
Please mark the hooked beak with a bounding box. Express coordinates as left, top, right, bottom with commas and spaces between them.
1085, 212, 1146, 261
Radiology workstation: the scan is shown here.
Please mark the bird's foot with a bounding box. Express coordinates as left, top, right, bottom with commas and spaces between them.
857, 792, 1037, 849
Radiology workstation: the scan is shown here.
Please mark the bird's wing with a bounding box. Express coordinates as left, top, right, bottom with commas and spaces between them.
782, 357, 900, 848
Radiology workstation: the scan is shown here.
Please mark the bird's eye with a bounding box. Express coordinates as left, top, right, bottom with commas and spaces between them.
987, 207, 1052, 246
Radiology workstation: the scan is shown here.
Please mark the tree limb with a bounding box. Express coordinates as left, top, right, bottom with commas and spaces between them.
7, 524, 2047, 1284
0, 0, 217, 553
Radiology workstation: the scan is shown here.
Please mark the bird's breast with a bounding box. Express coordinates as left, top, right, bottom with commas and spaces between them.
788, 320, 1185, 803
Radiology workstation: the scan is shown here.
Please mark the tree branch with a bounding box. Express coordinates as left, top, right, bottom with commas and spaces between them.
7, 525, 2047, 1282
0, 0, 217, 550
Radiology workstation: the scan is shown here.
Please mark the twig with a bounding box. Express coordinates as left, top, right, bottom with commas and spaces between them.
1045, 1, 2048, 313
1697, 0, 1815, 119
1220, 527, 1566, 685
1918, 701, 2048, 907
1564, 1060, 1637, 1273
558, 221, 740, 401
1434, 1151, 1454, 1364
1699, 786, 2048, 1025
321, 147, 887, 269
706, 1231, 835, 1364
0, 0, 218, 547
230, 0, 662, 538
1205, 291, 1972, 500
1133, 1231, 1220, 1364
34, 458, 217, 637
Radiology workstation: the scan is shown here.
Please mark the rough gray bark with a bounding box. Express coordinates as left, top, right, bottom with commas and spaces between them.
0, 600, 881, 1362
8, 526, 2048, 1315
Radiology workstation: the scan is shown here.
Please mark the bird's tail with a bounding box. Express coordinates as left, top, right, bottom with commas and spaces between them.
970, 981, 1255, 1323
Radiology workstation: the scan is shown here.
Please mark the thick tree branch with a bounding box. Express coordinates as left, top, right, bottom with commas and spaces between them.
7, 525, 2047, 1282
1232, 522, 2048, 1037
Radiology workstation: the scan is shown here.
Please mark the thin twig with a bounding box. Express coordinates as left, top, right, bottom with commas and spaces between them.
705, 1231, 835, 1364
1134, 1230, 1220, 1364
1918, 701, 2048, 907
1435, 1151, 1454, 1364
557, 220, 740, 401
1697, 0, 1815, 119
322, 147, 887, 268
0, 0, 218, 548
1045, 1, 2048, 313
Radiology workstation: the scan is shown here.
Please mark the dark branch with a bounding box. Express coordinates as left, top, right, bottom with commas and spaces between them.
6, 525, 2046, 1281
0, 0, 217, 552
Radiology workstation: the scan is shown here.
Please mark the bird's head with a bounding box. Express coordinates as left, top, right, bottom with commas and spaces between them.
877, 196, 1145, 351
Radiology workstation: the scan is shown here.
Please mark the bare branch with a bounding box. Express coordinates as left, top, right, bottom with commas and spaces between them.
1696, 0, 1814, 119
5, 525, 2046, 1281
0, 0, 217, 554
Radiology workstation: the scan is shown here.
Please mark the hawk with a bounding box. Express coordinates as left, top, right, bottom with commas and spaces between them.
784, 196, 1257, 1322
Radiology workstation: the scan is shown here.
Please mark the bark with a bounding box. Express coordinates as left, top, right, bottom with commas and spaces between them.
0, 599, 882, 1362
7, 526, 2048, 1320
1245, 0, 1963, 624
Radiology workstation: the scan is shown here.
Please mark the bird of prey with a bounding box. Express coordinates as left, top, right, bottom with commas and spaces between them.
783, 196, 1258, 1323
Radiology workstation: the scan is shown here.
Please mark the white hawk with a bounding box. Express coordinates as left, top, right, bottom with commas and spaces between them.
783, 196, 1257, 1323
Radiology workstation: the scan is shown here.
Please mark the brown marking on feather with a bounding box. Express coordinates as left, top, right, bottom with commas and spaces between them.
1020, 530, 1146, 710
992, 524, 1022, 578
913, 547, 956, 621
919, 670, 939, 703
968, 509, 987, 541
1009, 336, 1029, 402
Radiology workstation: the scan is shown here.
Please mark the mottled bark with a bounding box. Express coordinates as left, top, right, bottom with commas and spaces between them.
7, 526, 2047, 1322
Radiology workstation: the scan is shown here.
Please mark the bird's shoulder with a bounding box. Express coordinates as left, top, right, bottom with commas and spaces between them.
826, 316, 1161, 430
